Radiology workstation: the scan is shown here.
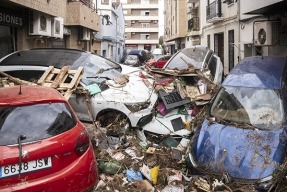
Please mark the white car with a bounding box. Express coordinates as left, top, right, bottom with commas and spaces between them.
0, 49, 158, 129
142, 46, 223, 138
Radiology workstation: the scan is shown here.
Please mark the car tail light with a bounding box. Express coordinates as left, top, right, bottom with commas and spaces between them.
74, 130, 90, 156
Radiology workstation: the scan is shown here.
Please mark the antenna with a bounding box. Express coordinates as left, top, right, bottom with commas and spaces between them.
18, 85, 22, 95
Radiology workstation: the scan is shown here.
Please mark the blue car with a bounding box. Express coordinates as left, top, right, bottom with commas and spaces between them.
187, 56, 287, 191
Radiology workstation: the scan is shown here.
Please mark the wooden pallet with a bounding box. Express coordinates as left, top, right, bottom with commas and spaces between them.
37, 66, 83, 99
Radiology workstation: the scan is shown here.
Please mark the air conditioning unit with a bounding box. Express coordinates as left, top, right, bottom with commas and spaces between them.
51, 17, 63, 38
80, 27, 90, 41
29, 11, 52, 36
131, 20, 135, 24
254, 21, 280, 46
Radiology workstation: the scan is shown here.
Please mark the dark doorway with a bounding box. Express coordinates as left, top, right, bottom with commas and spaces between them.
214, 33, 224, 66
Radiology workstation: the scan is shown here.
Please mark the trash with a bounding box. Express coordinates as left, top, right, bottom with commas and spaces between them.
112, 152, 125, 161
161, 184, 185, 192
126, 169, 143, 182
130, 180, 155, 192
156, 101, 170, 116
98, 136, 121, 149
146, 147, 156, 154
170, 148, 183, 160
98, 160, 122, 175
125, 147, 144, 160
194, 177, 211, 191
150, 166, 160, 185
160, 136, 180, 147
140, 164, 152, 181
94, 179, 106, 190
166, 169, 182, 184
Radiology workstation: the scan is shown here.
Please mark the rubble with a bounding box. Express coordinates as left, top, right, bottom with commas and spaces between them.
2, 62, 286, 191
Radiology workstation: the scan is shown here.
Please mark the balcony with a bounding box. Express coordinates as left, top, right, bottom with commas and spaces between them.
187, 17, 200, 36
66, 0, 100, 31
206, 0, 223, 23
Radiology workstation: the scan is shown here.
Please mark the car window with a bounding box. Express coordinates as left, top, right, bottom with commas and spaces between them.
164, 47, 209, 70
0, 102, 77, 145
70, 54, 122, 86
210, 86, 284, 130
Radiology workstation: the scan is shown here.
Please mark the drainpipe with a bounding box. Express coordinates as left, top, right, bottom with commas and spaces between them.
238, 0, 240, 62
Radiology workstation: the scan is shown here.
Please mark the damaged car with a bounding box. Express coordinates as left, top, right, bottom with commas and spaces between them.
141, 46, 223, 139
0, 85, 99, 191
0, 49, 158, 132
187, 56, 287, 191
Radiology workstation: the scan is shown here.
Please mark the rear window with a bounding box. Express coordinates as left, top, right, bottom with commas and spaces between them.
0, 102, 77, 145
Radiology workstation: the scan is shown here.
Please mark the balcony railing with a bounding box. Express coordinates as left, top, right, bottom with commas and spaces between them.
188, 17, 199, 31
68, 0, 96, 11
206, 0, 222, 21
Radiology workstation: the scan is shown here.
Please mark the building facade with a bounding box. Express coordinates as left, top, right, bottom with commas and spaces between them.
0, 0, 100, 58
163, 0, 287, 76
121, 0, 160, 51
163, 0, 188, 55
94, 0, 125, 63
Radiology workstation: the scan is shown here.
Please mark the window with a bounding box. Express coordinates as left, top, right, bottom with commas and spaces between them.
223, 0, 235, 5
228, 30, 234, 71
141, 0, 149, 4
0, 103, 76, 145
141, 23, 150, 28
141, 34, 150, 40
141, 11, 150, 16
102, 50, 106, 58
101, 0, 109, 4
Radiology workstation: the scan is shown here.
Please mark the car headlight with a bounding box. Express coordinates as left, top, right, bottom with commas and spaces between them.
125, 102, 151, 112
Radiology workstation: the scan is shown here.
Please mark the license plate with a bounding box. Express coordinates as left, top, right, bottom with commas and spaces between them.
0, 157, 52, 178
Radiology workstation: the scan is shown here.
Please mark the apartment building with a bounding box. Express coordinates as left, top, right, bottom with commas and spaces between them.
163, 0, 287, 75
94, 0, 125, 62
121, 0, 160, 51
239, 0, 287, 58
0, 0, 100, 58
163, 0, 188, 54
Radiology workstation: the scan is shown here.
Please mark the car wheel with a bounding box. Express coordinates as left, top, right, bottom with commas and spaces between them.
96, 110, 130, 137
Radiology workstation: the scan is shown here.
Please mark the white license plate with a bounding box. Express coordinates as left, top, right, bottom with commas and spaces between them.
0, 157, 52, 178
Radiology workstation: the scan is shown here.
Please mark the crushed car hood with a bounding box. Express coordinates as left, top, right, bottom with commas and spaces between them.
98, 65, 155, 103
191, 119, 287, 180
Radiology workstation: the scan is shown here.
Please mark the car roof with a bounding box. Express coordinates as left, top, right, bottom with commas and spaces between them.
223, 56, 287, 89
0, 85, 66, 106
0, 48, 89, 68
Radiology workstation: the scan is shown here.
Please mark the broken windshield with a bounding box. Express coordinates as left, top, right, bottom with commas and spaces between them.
75, 54, 122, 85
210, 86, 284, 130
164, 47, 210, 70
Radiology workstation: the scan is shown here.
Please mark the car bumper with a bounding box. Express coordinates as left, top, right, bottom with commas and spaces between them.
0, 145, 99, 192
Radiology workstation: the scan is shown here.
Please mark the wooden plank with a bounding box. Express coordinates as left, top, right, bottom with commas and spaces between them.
67, 67, 83, 89
51, 66, 69, 88
37, 66, 54, 85
37, 66, 84, 100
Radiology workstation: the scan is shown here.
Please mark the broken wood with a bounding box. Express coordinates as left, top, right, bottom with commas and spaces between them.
37, 66, 84, 100
0, 71, 36, 86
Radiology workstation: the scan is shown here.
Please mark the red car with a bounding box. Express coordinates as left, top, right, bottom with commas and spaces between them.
0, 85, 99, 192
146, 55, 172, 68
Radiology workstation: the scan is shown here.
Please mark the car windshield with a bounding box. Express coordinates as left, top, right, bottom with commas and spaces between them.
164, 47, 209, 70
210, 86, 284, 130
126, 55, 138, 60
72, 54, 122, 85
0, 102, 77, 145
